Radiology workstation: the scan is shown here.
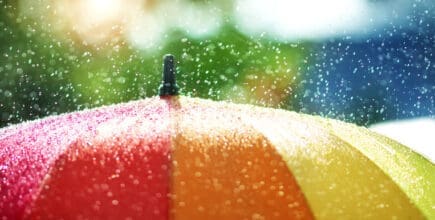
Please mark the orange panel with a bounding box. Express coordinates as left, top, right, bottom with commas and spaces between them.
170, 124, 313, 220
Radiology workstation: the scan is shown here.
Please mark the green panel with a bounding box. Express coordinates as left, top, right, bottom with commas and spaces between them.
323, 119, 435, 219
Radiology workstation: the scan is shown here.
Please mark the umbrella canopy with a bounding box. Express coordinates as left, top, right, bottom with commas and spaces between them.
1, 55, 434, 219
1, 96, 434, 219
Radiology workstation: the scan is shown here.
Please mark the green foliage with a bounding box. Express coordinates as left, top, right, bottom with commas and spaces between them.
0, 0, 307, 128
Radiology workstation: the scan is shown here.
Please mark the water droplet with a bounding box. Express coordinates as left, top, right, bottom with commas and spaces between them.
194, 171, 202, 177
112, 200, 119, 206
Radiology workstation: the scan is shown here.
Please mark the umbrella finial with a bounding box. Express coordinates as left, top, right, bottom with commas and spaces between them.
159, 54, 180, 96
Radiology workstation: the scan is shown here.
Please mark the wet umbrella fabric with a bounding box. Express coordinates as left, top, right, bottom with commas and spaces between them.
0, 97, 434, 219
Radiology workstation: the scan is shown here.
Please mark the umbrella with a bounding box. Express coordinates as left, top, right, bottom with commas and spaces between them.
1, 55, 434, 219
370, 118, 435, 162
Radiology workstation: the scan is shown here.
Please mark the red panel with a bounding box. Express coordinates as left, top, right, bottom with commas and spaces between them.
28, 134, 171, 219
0, 98, 171, 219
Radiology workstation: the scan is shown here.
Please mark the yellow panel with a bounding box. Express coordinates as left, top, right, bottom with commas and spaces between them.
246, 108, 426, 219
323, 119, 435, 219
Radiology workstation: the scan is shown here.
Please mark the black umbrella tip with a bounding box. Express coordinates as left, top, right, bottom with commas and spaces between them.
159, 54, 179, 96
163, 54, 174, 63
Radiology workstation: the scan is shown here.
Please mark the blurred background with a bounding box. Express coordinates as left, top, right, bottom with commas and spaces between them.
0, 0, 434, 155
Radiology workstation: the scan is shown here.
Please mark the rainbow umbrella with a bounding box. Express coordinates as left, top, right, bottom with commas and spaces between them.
0, 56, 434, 219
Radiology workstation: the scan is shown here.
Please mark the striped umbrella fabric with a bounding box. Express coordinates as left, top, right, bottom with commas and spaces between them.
1, 96, 433, 219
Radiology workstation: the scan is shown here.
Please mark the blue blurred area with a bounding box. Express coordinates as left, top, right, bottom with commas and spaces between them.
300, 29, 434, 125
